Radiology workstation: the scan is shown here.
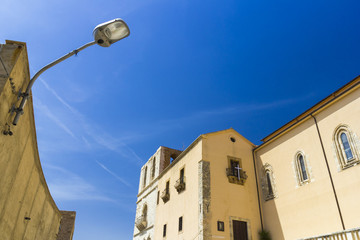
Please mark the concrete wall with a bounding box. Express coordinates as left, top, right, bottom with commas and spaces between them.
0, 41, 62, 240
203, 129, 262, 240
255, 77, 360, 239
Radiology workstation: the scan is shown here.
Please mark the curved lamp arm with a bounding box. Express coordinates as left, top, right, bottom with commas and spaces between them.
12, 41, 96, 125
11, 18, 129, 127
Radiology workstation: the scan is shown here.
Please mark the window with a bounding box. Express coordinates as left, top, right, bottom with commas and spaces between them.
226, 156, 247, 185
157, 191, 160, 205
178, 216, 183, 232
163, 224, 167, 237
266, 171, 273, 196
166, 181, 170, 194
334, 125, 359, 169
161, 181, 170, 203
295, 152, 310, 185
175, 168, 186, 193
151, 157, 156, 180
217, 221, 225, 231
135, 204, 148, 231
180, 168, 184, 183
263, 164, 276, 200
143, 166, 147, 188
230, 159, 241, 178
142, 204, 147, 220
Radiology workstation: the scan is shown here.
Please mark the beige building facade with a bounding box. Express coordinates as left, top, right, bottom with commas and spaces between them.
133, 75, 360, 240
0, 41, 75, 240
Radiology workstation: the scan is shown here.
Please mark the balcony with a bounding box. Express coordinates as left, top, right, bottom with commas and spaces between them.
135, 215, 147, 231
226, 167, 248, 185
161, 189, 170, 203
174, 177, 186, 193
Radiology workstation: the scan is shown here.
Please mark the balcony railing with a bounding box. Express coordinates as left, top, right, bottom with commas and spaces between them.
174, 177, 186, 193
299, 227, 360, 240
161, 189, 170, 203
226, 167, 248, 185
135, 215, 147, 231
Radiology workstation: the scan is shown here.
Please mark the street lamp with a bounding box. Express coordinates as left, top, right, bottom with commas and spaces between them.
11, 18, 130, 126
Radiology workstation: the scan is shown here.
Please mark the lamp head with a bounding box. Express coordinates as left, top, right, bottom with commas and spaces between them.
93, 18, 130, 47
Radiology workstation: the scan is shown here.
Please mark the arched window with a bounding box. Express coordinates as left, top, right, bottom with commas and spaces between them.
340, 132, 354, 160
263, 164, 276, 200
334, 125, 359, 169
266, 171, 273, 197
295, 152, 310, 185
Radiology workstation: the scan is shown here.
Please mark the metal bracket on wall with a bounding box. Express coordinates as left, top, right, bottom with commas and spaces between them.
3, 123, 13, 136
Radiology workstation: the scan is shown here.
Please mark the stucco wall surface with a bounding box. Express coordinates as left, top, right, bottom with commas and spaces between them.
154, 140, 202, 240
203, 129, 261, 240
255, 81, 360, 239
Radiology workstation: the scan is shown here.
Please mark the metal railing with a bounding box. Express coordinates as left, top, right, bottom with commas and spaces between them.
226, 168, 248, 179
174, 177, 186, 192
300, 227, 360, 240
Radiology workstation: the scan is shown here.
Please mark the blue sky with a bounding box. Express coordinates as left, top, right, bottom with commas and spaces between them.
1, 0, 360, 239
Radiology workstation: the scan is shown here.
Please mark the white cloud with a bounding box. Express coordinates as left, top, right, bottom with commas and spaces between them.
96, 161, 132, 188
35, 77, 145, 166
45, 165, 114, 202
34, 98, 77, 139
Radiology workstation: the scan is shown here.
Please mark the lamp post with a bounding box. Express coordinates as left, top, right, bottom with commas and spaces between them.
11, 18, 130, 126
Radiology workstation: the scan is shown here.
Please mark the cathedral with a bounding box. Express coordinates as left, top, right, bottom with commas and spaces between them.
133, 76, 360, 240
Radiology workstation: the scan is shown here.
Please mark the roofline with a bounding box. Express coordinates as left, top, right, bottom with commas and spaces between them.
256, 75, 360, 150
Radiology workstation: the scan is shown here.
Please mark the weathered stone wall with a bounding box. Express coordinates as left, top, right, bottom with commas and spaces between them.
159, 146, 182, 173
57, 211, 76, 240
0, 41, 63, 240
198, 160, 211, 240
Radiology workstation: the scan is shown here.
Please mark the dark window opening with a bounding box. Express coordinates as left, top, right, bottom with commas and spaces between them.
163, 224, 167, 237
178, 216, 183, 232
217, 221, 225, 231
298, 154, 308, 181
230, 160, 241, 178
166, 181, 170, 194
151, 157, 156, 179
157, 191, 160, 205
143, 166, 148, 188
180, 168, 185, 183
266, 171, 273, 196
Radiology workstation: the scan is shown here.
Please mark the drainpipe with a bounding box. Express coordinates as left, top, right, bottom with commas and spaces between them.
252, 148, 264, 230
310, 114, 345, 230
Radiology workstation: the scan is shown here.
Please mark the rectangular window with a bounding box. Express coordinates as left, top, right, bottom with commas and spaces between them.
166, 181, 170, 194
230, 159, 240, 178
180, 168, 184, 183
178, 216, 183, 232
217, 221, 224, 231
157, 191, 160, 205
163, 224, 167, 237
143, 166, 147, 188
151, 157, 156, 179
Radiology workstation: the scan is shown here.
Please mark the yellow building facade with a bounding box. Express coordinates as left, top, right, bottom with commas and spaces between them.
0, 41, 75, 240
133, 75, 360, 240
